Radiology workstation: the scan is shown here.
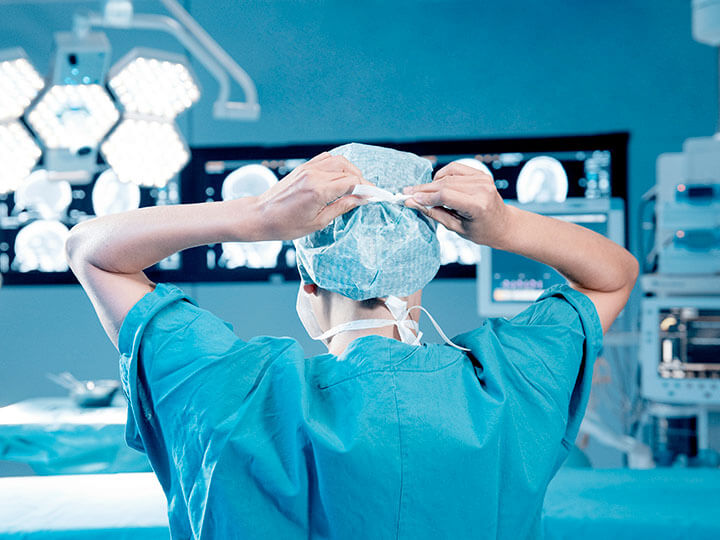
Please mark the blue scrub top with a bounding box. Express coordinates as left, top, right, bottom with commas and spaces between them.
118, 283, 602, 540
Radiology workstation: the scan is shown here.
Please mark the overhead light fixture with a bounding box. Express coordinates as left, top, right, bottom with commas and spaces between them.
108, 48, 200, 120
0, 48, 45, 123
101, 117, 189, 188
100, 48, 200, 187
0, 121, 42, 195
0, 48, 43, 194
27, 84, 119, 152
26, 32, 118, 178
77, 0, 259, 120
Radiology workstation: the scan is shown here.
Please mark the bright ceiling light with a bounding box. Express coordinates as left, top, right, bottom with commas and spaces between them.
0, 121, 42, 194
100, 117, 189, 187
0, 48, 45, 123
108, 48, 200, 120
26, 84, 119, 152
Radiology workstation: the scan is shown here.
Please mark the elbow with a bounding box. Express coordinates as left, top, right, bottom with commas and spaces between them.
65, 223, 89, 269
622, 251, 640, 292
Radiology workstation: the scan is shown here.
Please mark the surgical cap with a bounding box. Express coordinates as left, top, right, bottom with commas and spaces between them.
293, 143, 441, 301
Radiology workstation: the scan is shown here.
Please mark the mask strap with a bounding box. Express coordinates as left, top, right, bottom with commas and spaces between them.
315, 318, 414, 343
313, 295, 469, 353
351, 184, 412, 204
405, 304, 470, 352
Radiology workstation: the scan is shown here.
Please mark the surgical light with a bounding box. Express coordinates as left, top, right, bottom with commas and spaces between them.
100, 117, 189, 188
0, 48, 45, 123
108, 48, 200, 120
26, 84, 119, 152
0, 121, 42, 195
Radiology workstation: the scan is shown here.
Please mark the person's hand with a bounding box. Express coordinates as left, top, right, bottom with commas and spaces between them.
403, 161, 511, 248
255, 152, 372, 241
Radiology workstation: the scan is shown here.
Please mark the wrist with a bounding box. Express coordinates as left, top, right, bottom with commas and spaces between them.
482, 204, 520, 251
222, 197, 266, 242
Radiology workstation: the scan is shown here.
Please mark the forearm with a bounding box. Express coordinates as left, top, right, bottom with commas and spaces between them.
493, 206, 638, 293
66, 198, 261, 274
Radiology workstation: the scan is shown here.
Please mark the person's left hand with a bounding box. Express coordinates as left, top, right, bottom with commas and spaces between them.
255, 152, 372, 241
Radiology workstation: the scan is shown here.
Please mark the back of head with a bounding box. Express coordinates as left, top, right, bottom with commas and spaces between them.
293, 143, 441, 301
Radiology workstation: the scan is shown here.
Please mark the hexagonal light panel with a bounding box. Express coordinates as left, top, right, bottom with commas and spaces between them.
0, 121, 42, 194
0, 48, 44, 122
100, 118, 189, 187
26, 84, 119, 151
108, 48, 200, 120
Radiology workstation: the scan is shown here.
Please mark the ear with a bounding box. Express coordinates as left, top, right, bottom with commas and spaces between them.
302, 282, 318, 296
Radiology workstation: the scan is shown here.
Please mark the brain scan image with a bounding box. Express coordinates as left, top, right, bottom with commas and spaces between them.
220, 240, 283, 269
453, 157, 494, 179
13, 219, 70, 272
221, 164, 277, 201
91, 168, 142, 217
220, 164, 282, 269
516, 156, 568, 204
14, 169, 72, 219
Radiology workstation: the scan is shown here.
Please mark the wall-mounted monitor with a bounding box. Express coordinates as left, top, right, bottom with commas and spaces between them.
477, 198, 626, 318
0, 133, 627, 285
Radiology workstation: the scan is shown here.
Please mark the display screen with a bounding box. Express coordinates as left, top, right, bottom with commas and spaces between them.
659, 308, 720, 378
0, 133, 628, 285
0, 169, 184, 284
489, 213, 609, 303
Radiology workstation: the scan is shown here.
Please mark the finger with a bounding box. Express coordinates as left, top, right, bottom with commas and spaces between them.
435, 161, 487, 180
312, 155, 363, 178
404, 176, 488, 196
317, 195, 366, 225
408, 187, 468, 211
305, 152, 332, 165
321, 174, 365, 201
405, 198, 462, 231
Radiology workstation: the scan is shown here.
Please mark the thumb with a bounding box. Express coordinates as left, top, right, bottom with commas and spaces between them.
317, 195, 366, 225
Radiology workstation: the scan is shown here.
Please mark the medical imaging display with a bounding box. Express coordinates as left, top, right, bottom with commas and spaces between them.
0, 168, 183, 284
0, 134, 627, 285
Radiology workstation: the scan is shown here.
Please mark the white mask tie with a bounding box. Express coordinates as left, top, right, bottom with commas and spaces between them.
300, 290, 470, 352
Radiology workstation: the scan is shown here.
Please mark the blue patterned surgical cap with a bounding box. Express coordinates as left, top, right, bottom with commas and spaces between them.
293, 143, 440, 300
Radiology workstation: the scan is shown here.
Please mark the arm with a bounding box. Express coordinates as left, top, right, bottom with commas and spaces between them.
404, 162, 638, 333
491, 206, 638, 333
66, 153, 368, 348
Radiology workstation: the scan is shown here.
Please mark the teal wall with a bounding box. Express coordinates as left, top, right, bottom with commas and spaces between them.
0, 1, 717, 467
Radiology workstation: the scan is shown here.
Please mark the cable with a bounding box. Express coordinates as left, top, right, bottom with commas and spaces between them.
637, 186, 657, 274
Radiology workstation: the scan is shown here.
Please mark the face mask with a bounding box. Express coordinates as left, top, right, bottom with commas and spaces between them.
296, 286, 469, 352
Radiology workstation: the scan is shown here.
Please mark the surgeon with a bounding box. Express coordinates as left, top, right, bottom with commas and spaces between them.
66, 143, 638, 539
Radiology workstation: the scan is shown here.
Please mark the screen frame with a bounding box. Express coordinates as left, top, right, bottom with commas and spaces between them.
0, 132, 628, 285
477, 197, 626, 318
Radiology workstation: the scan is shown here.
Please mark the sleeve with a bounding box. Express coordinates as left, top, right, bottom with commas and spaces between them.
505, 284, 603, 454
117, 283, 282, 493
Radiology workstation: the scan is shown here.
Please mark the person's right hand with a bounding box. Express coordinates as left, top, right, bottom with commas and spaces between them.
256, 152, 372, 241
403, 161, 512, 248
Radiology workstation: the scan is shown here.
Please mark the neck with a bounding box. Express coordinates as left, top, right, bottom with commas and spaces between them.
327, 324, 402, 356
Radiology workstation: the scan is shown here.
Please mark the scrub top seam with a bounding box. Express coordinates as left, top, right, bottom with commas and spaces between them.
391, 371, 404, 540
317, 352, 460, 389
